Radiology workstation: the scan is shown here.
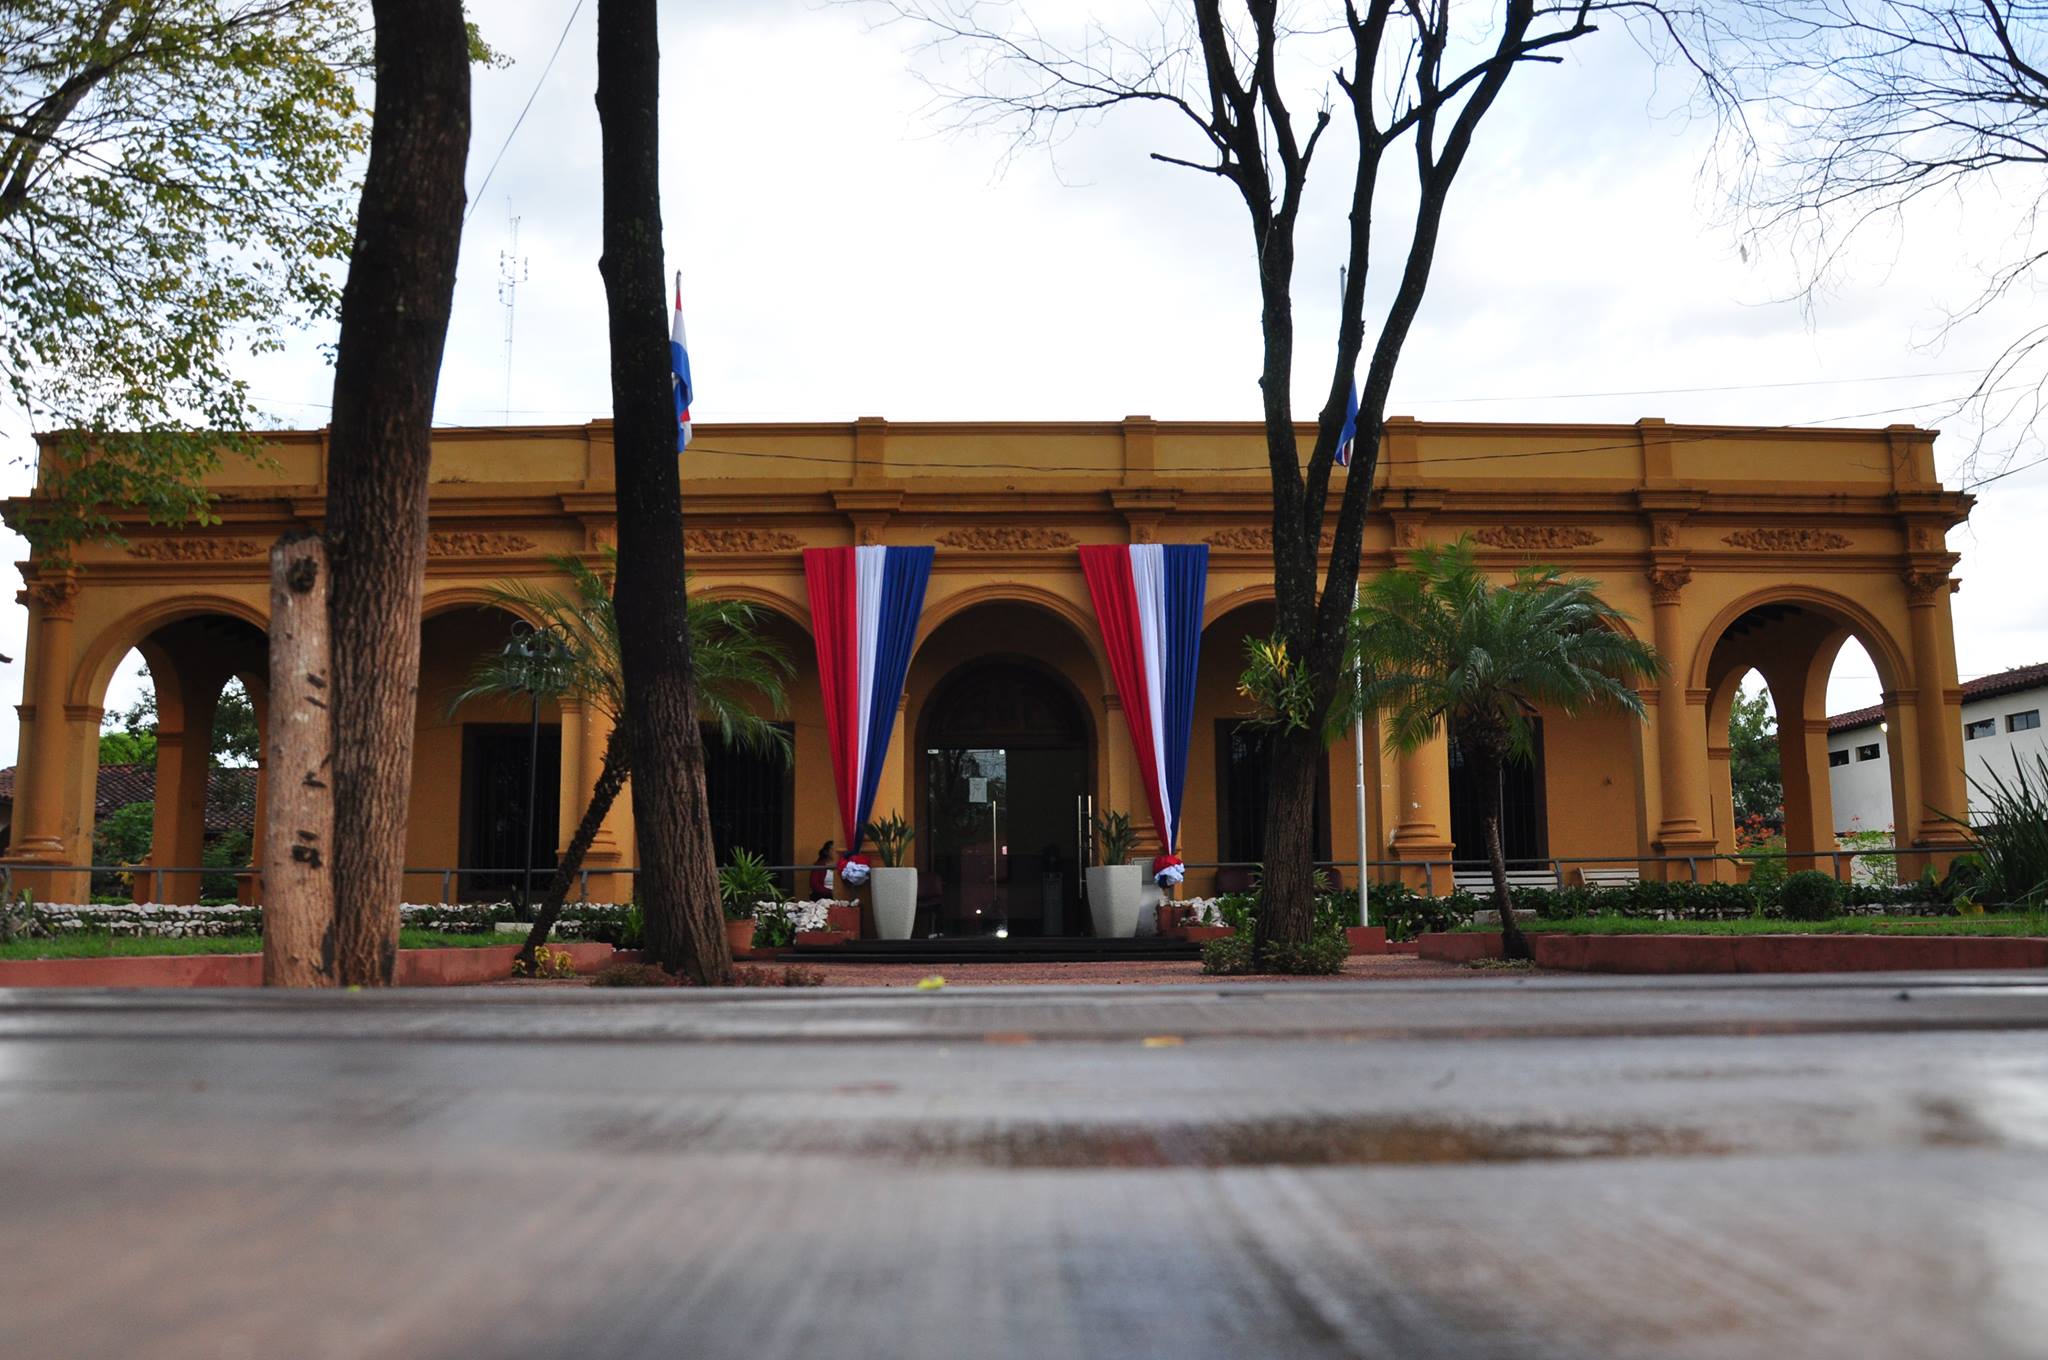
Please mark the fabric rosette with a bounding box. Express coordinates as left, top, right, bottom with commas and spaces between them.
838, 854, 873, 887
1152, 853, 1185, 889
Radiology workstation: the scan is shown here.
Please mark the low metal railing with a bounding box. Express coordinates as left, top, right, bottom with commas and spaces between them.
0, 845, 1937, 908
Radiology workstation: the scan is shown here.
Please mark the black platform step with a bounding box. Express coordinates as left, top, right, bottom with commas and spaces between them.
790, 936, 1202, 965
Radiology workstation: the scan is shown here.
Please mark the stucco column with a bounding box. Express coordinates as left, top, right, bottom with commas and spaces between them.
1781, 716, 1835, 873
7, 574, 81, 867
150, 688, 216, 906
873, 693, 910, 830
574, 701, 630, 904
1648, 566, 1714, 875
1097, 692, 1154, 850
1707, 740, 1734, 853
1903, 568, 1972, 863
1390, 729, 1454, 895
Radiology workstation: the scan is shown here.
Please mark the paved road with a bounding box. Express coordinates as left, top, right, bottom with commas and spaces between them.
4, 973, 2047, 1359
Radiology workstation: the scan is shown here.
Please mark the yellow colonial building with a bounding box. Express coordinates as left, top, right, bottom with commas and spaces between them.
2, 415, 1975, 925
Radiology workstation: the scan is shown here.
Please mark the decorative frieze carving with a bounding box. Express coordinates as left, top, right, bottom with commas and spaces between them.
934, 527, 1077, 551
683, 528, 804, 554
1722, 528, 1851, 552
427, 531, 537, 556
1205, 527, 1273, 551
1645, 565, 1693, 605
125, 538, 263, 562
1473, 525, 1600, 550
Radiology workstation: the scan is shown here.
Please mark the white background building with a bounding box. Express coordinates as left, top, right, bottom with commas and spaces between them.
1828, 663, 2047, 834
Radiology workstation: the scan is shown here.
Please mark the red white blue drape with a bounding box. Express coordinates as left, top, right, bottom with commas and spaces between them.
1079, 544, 1208, 854
804, 545, 935, 851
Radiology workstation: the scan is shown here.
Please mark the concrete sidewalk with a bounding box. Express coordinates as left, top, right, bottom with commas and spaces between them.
3, 974, 2045, 1358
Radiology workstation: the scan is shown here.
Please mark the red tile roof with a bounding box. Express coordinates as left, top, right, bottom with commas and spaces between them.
1828, 660, 2048, 733
0, 763, 257, 834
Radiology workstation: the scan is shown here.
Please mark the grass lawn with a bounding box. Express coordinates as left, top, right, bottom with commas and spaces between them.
1459, 914, 2048, 938
0, 929, 529, 962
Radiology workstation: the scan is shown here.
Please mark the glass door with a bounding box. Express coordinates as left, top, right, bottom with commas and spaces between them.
925, 747, 1008, 936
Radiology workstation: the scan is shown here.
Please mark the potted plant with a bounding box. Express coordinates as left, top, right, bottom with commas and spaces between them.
1085, 810, 1144, 938
717, 848, 780, 956
864, 812, 918, 940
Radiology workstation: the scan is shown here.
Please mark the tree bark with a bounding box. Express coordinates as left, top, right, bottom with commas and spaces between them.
595, 0, 731, 986
323, 0, 471, 985
1470, 745, 1533, 961
1253, 725, 1324, 957
261, 533, 334, 987
518, 724, 631, 966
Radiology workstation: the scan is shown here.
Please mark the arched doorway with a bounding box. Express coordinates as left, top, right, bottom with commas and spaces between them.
918, 658, 1091, 936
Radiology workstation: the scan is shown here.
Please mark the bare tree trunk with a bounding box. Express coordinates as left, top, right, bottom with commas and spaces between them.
519, 725, 631, 966
323, 0, 471, 986
1253, 726, 1324, 958
595, 0, 731, 986
1471, 747, 1532, 961
262, 533, 334, 986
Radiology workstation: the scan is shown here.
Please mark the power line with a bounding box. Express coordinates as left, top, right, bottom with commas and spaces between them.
465, 0, 587, 224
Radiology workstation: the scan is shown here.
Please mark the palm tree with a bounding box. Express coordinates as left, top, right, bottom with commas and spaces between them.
1342, 539, 1660, 960
453, 549, 792, 961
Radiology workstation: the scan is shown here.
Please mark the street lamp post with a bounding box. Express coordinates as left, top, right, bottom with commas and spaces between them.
503, 624, 565, 914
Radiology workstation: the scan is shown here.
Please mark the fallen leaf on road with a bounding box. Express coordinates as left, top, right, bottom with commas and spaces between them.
1141, 1035, 1185, 1047
917, 975, 947, 990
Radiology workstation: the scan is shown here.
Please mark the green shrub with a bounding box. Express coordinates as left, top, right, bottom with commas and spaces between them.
1941, 753, 2048, 909
1372, 885, 1477, 940
591, 960, 675, 987
1780, 870, 1841, 921
1262, 934, 1348, 975
1200, 934, 1258, 975
731, 963, 827, 987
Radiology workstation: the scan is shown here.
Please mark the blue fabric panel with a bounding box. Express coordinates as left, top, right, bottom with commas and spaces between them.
854, 545, 934, 836
1159, 544, 1208, 849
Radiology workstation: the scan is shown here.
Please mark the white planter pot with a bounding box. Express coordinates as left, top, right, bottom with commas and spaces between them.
869, 867, 918, 940
1134, 862, 1163, 938
1085, 863, 1144, 938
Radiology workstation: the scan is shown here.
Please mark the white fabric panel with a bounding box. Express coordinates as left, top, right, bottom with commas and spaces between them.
1128, 544, 1174, 838
854, 545, 886, 799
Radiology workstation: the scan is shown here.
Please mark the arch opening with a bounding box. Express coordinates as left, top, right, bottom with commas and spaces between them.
1701, 598, 1907, 884
67, 613, 270, 905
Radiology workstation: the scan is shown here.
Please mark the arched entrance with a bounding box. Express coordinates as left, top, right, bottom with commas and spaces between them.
918, 658, 1092, 937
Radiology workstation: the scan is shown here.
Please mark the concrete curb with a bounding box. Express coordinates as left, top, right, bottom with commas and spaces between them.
1417, 930, 2048, 972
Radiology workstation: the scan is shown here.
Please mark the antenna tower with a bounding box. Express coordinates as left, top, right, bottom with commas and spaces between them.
497, 212, 529, 424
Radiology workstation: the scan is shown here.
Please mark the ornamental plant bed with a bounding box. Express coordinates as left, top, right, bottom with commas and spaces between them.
1182, 924, 1233, 944
1417, 930, 2048, 973
0, 940, 619, 989
793, 929, 854, 949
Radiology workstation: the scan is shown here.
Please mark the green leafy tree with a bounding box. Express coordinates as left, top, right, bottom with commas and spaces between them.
91, 799, 153, 868
1728, 686, 1783, 823
873, 1, 1720, 947
1338, 539, 1661, 960
0, 1, 370, 551
96, 671, 257, 767
454, 550, 793, 964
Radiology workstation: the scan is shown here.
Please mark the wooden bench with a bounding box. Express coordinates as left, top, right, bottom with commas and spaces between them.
1577, 867, 1642, 890
1451, 869, 1559, 895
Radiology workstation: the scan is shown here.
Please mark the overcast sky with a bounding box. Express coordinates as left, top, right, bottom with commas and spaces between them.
3, 0, 2043, 767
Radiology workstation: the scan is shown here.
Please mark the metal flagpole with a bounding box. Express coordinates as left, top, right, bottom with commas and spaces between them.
1353, 579, 1369, 927
1339, 263, 1369, 929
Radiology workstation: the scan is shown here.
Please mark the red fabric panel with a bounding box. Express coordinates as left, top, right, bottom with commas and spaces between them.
804, 547, 862, 846
1079, 545, 1169, 848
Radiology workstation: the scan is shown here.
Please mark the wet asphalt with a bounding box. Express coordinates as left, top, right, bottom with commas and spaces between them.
3, 973, 2045, 1359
